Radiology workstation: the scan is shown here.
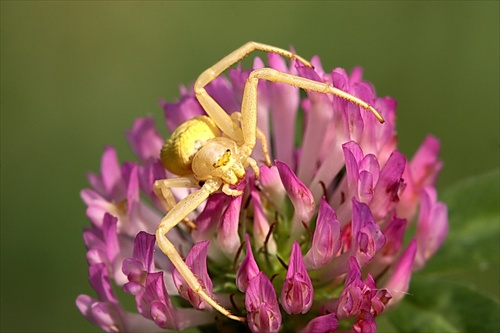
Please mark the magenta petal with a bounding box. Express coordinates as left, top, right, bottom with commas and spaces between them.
342, 141, 362, 200
380, 215, 408, 260
415, 186, 448, 269
337, 282, 363, 320
344, 257, 363, 289
336, 257, 364, 319
82, 189, 112, 227
89, 263, 118, 304
304, 198, 341, 269
172, 241, 213, 310
86, 249, 107, 271
160, 95, 205, 132
259, 165, 286, 209
137, 272, 177, 329
296, 66, 335, 185
150, 300, 170, 328
102, 213, 119, 265
300, 313, 338, 333
353, 310, 377, 333
90, 301, 124, 332
122, 259, 146, 285
122, 162, 140, 218
360, 153, 380, 185
75, 294, 96, 320
268, 53, 300, 167
331, 68, 350, 116
409, 135, 442, 188
371, 150, 406, 220
245, 272, 282, 333
101, 146, 123, 199
384, 239, 417, 307
217, 194, 243, 256
351, 199, 385, 267
80, 188, 103, 207
358, 170, 374, 203
281, 242, 314, 314
349, 66, 364, 85
371, 288, 392, 317
126, 117, 164, 164
138, 161, 167, 206
122, 231, 156, 280
276, 160, 315, 235
90, 302, 121, 332
82, 227, 102, 250
133, 232, 155, 273
236, 234, 260, 292
251, 189, 277, 254
228, 66, 251, 100
205, 76, 239, 115
76, 295, 122, 332
192, 193, 230, 242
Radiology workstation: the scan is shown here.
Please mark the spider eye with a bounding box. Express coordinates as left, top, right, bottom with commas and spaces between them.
212, 149, 232, 169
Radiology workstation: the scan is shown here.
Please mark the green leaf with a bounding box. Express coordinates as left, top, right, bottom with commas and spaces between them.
386, 169, 500, 332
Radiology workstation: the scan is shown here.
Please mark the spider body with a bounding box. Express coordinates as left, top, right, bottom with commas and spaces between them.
153, 42, 385, 323
191, 137, 247, 185
160, 115, 221, 176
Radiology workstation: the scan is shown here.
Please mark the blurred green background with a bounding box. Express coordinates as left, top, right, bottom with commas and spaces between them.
1, 2, 498, 332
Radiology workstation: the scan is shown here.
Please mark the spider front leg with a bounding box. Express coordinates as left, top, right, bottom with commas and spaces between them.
193, 42, 313, 144
154, 178, 246, 322
242, 68, 385, 123
154, 175, 200, 230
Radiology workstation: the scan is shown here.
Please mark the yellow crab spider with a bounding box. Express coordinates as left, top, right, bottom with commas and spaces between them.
153, 42, 385, 322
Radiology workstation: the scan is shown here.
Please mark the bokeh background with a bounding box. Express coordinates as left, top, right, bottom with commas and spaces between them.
1, 2, 498, 332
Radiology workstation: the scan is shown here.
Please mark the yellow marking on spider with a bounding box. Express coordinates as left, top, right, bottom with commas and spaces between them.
154, 41, 385, 323
213, 149, 232, 168
161, 116, 220, 176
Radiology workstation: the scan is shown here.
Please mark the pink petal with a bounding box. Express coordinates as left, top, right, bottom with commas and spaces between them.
126, 117, 164, 164
172, 241, 213, 310
415, 186, 448, 269
100, 146, 124, 199
276, 160, 315, 235
160, 95, 204, 132
217, 194, 243, 257
281, 242, 314, 314
384, 239, 417, 307
245, 272, 282, 333
370, 150, 406, 220
251, 189, 277, 254
304, 198, 341, 269
268, 53, 300, 167
258, 165, 286, 209
300, 313, 338, 333
236, 234, 260, 292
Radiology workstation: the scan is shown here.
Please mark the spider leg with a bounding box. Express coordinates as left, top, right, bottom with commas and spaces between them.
231, 112, 272, 167
154, 176, 199, 210
194, 42, 313, 143
242, 68, 385, 124
236, 68, 385, 236
255, 127, 272, 166
154, 176, 199, 230
155, 178, 246, 322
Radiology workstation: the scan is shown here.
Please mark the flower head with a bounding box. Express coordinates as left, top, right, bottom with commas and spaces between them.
77, 46, 447, 332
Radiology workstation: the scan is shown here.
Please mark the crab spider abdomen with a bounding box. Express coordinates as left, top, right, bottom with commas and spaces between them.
161, 116, 221, 176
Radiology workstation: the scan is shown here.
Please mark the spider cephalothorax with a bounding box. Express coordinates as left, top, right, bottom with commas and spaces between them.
153, 42, 384, 322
